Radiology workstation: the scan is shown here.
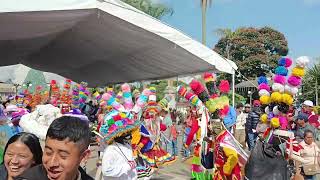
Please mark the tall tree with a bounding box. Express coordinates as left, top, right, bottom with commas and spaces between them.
214, 27, 289, 82
200, 0, 212, 45
122, 0, 173, 19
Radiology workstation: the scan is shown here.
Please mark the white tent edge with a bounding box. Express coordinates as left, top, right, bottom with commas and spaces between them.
0, 0, 238, 106
0, 0, 238, 75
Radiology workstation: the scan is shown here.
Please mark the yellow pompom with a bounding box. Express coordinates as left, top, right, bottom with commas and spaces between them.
282, 93, 293, 105
260, 95, 271, 105
270, 117, 280, 128
206, 99, 217, 113
119, 112, 126, 118
270, 92, 282, 103
149, 86, 156, 91
292, 67, 305, 77
107, 105, 113, 111
260, 114, 268, 124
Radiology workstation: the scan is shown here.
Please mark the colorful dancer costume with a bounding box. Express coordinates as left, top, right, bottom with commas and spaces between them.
178, 72, 248, 180
100, 110, 140, 180
213, 124, 248, 180
98, 84, 153, 180
137, 89, 176, 168
131, 125, 154, 179
99, 85, 140, 180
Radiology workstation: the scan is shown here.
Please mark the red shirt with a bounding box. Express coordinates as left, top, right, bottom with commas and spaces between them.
171, 125, 178, 140
308, 115, 320, 128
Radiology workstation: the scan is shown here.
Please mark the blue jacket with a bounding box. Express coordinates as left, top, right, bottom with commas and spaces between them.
223, 107, 237, 129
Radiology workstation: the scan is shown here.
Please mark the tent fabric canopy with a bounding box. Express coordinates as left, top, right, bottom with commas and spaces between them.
0, 0, 237, 86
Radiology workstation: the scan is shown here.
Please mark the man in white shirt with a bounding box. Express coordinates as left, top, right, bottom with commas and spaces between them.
234, 103, 250, 148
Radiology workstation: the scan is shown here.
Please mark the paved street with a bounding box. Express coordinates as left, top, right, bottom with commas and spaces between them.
150, 157, 190, 180
86, 133, 191, 180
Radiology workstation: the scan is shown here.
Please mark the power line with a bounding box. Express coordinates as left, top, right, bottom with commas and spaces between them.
218, 54, 258, 88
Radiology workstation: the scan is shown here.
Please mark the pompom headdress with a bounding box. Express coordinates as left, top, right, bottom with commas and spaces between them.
144, 87, 172, 116
177, 73, 230, 119
72, 84, 80, 109
99, 84, 151, 144
99, 110, 140, 144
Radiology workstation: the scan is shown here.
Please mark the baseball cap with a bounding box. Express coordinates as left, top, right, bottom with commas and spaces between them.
303, 100, 314, 107
244, 104, 251, 108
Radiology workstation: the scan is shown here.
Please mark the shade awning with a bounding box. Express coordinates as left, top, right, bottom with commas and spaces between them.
0, 0, 237, 86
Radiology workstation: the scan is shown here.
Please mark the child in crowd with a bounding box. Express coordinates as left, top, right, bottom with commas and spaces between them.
170, 121, 178, 157
182, 122, 191, 158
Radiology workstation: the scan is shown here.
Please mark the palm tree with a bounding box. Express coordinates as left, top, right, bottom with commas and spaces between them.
308, 61, 320, 106
122, 0, 173, 19
200, 0, 212, 45
302, 60, 320, 106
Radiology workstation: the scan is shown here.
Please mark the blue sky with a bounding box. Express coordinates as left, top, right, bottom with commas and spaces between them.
159, 0, 320, 62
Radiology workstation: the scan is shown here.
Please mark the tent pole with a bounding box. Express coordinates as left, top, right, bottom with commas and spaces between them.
232, 71, 235, 107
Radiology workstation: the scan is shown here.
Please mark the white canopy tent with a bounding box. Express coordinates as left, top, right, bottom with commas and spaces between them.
0, 0, 238, 104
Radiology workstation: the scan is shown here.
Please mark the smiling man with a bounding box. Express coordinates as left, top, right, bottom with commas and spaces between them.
15, 116, 93, 180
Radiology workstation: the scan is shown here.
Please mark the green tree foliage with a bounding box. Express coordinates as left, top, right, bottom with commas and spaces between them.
149, 80, 167, 101
122, 0, 173, 19
301, 59, 320, 105
23, 69, 48, 93
214, 27, 289, 82
227, 93, 246, 105
149, 80, 187, 101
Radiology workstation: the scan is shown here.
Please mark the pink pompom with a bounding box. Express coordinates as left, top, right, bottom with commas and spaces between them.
185, 92, 194, 100
287, 76, 302, 87
203, 72, 213, 80
219, 105, 230, 117
274, 75, 286, 85
279, 116, 288, 130
121, 83, 131, 92
285, 57, 293, 68
190, 79, 205, 95
258, 83, 270, 91
142, 89, 151, 96
102, 93, 112, 101
219, 80, 230, 94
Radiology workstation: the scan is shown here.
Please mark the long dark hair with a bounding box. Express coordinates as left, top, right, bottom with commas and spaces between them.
2, 132, 43, 165
114, 133, 132, 145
